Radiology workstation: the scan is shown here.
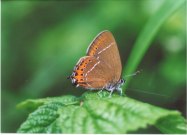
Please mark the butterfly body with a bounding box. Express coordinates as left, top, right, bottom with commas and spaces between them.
69, 30, 124, 94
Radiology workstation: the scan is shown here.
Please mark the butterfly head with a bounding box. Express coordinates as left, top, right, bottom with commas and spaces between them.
105, 78, 125, 91
118, 78, 125, 85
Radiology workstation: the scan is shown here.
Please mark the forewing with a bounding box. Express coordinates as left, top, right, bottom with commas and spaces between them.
87, 31, 122, 84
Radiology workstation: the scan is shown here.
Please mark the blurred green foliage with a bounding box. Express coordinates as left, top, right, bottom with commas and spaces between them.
2, 0, 186, 133
123, 0, 185, 89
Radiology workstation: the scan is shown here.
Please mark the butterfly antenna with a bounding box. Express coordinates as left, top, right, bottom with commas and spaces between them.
124, 69, 142, 78
127, 87, 169, 98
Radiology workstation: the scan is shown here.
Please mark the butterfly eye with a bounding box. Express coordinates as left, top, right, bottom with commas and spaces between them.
119, 79, 125, 84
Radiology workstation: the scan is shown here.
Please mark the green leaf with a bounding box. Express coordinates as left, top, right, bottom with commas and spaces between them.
17, 102, 63, 133
17, 91, 187, 133
16, 95, 79, 112
123, 0, 185, 89
156, 115, 187, 134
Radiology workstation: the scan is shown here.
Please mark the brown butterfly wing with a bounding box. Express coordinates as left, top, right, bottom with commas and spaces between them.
71, 31, 122, 90
86, 31, 122, 84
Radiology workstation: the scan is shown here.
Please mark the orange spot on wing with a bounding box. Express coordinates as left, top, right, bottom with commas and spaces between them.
73, 58, 90, 82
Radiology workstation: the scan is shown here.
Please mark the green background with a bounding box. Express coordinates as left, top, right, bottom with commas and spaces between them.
2, 0, 186, 133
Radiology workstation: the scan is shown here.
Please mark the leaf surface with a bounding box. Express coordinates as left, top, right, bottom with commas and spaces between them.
17, 92, 187, 133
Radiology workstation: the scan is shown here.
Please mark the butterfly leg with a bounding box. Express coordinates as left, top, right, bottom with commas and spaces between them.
97, 86, 105, 97
97, 90, 103, 97
109, 90, 114, 98
117, 87, 123, 96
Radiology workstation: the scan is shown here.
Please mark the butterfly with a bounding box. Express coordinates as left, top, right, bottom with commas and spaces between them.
68, 30, 125, 96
